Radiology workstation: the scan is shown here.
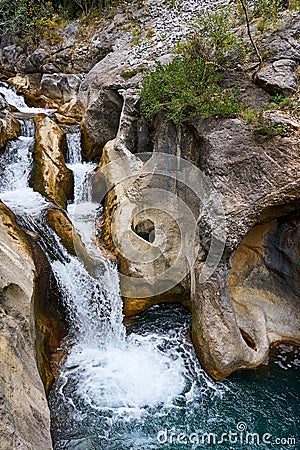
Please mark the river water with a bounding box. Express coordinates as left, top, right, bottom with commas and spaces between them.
0, 83, 298, 450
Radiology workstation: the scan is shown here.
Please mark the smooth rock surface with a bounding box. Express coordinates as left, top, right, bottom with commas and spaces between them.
30, 114, 73, 209
0, 93, 20, 150
0, 202, 52, 450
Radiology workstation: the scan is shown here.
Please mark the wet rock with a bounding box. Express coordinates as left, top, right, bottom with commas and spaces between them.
30, 235, 67, 394
0, 202, 52, 450
0, 93, 20, 150
30, 114, 73, 209
45, 207, 95, 275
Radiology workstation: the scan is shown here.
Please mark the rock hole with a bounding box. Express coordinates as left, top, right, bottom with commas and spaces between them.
239, 328, 257, 351
133, 219, 155, 243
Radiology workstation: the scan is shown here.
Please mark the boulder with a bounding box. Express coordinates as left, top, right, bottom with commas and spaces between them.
97, 104, 300, 377
0, 202, 52, 450
91, 94, 191, 317
255, 59, 298, 95
74, 50, 146, 160
0, 93, 20, 150
0, 44, 25, 73
255, 14, 300, 95
40, 73, 81, 104
183, 116, 300, 379
80, 87, 123, 160
30, 235, 67, 394
25, 48, 50, 73
30, 114, 73, 209
45, 207, 95, 275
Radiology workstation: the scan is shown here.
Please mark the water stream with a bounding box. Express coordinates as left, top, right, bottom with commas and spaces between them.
0, 83, 298, 450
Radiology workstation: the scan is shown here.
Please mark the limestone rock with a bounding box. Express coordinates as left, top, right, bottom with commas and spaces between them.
30, 114, 73, 209
0, 93, 20, 150
30, 236, 67, 394
45, 207, 95, 275
74, 51, 146, 159
263, 109, 300, 129
25, 48, 50, 73
0, 44, 24, 73
80, 85, 123, 160
174, 116, 300, 379
0, 202, 52, 450
41, 73, 81, 103
255, 59, 298, 95
255, 14, 300, 95
92, 94, 191, 316
106, 108, 300, 378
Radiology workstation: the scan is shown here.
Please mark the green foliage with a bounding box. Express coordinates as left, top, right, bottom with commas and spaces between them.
0, 0, 55, 34
253, 113, 289, 137
140, 56, 242, 124
241, 108, 256, 124
264, 93, 300, 118
252, 0, 283, 19
194, 6, 242, 63
0, 0, 128, 36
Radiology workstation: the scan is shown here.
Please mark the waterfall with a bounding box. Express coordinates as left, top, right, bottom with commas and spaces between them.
66, 128, 99, 253
0, 82, 53, 114
0, 88, 192, 420
0, 121, 48, 215
1, 84, 296, 450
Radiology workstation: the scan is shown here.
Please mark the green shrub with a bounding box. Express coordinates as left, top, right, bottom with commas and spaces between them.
140, 56, 242, 124
194, 6, 242, 63
0, 0, 55, 34
253, 112, 289, 137
252, 0, 283, 19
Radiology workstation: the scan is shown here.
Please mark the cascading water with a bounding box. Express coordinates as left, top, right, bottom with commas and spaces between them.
0, 81, 54, 114
0, 84, 298, 450
65, 128, 99, 253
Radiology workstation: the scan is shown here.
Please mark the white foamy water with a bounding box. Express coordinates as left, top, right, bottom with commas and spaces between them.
0, 132, 49, 215
62, 342, 186, 410
46, 129, 194, 416
0, 82, 54, 114
66, 130, 100, 254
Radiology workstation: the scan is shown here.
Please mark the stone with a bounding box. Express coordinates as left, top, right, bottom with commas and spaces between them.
0, 202, 52, 450
30, 235, 67, 394
45, 207, 95, 275
30, 114, 73, 209
40, 73, 81, 103
80, 87, 123, 160
263, 109, 300, 129
183, 116, 300, 379
1, 44, 23, 71
91, 96, 191, 316
0, 93, 20, 150
255, 59, 298, 95
25, 48, 50, 73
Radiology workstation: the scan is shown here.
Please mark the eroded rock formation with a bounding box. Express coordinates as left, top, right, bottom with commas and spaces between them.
0, 202, 52, 450
0, 93, 20, 150
30, 114, 73, 209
